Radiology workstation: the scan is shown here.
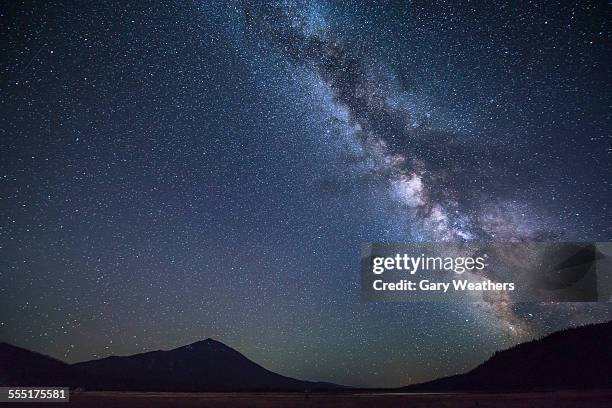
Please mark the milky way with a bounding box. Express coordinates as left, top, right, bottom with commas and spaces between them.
239, 0, 610, 336
244, 0, 548, 244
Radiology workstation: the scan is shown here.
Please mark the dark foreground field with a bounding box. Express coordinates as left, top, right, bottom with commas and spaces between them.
16, 391, 612, 407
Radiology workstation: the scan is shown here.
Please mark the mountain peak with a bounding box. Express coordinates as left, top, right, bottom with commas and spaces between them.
67, 337, 340, 391
193, 337, 223, 346
179, 338, 232, 352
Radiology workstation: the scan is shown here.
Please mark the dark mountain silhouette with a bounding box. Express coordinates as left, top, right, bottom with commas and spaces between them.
403, 320, 612, 392
0, 343, 73, 387
3, 321, 611, 392
0, 339, 341, 391
72, 338, 340, 391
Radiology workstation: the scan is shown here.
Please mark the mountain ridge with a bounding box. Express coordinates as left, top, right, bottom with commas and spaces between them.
1, 338, 343, 391
402, 320, 612, 391
2, 321, 611, 392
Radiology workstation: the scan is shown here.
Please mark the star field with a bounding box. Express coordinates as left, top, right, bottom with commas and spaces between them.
1, 0, 611, 387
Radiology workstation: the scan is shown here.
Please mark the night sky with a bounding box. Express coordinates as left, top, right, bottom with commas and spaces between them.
1, 0, 611, 388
